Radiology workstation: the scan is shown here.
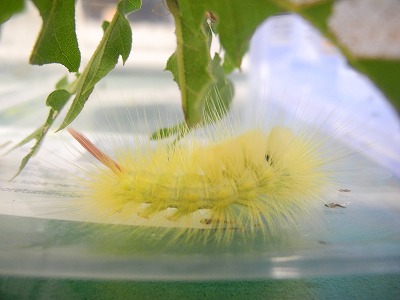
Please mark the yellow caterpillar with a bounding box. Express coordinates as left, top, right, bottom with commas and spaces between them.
68, 120, 331, 243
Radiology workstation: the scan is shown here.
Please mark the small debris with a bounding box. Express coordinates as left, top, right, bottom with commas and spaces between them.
339, 189, 351, 192
324, 202, 351, 208
318, 240, 331, 245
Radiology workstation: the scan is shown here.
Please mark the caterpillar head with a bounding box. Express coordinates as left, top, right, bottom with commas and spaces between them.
265, 126, 296, 167
264, 126, 326, 198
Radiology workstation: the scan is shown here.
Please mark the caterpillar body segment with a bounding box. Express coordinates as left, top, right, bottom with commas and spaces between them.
69, 126, 330, 241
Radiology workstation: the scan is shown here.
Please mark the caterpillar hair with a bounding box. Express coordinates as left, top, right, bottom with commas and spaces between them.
67, 107, 337, 244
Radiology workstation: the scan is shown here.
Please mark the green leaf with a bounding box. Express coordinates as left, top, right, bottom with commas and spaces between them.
222, 53, 237, 74
165, 52, 178, 81
202, 24, 234, 117
354, 59, 400, 112
164, 0, 279, 131
102, 21, 110, 32
118, 0, 142, 14
46, 89, 72, 111
207, 0, 283, 70
0, 0, 24, 24
10, 74, 77, 177
9, 126, 44, 179
151, 53, 233, 139
166, 0, 213, 127
204, 53, 234, 122
296, 0, 334, 34
30, 0, 81, 73
55, 75, 69, 90
150, 122, 187, 140
163, 1, 235, 135
58, 0, 141, 131
11, 93, 70, 178
13, 0, 141, 175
